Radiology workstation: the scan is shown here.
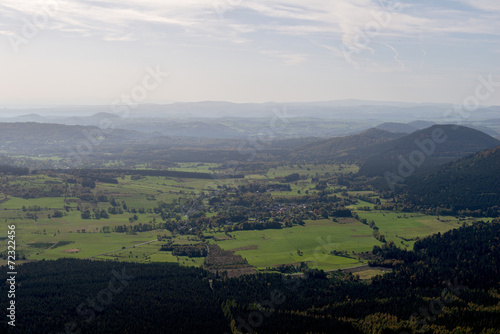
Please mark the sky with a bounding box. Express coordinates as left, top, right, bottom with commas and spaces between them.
0, 0, 499, 106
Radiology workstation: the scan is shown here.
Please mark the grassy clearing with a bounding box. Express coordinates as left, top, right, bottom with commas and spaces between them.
23, 231, 160, 261
348, 199, 377, 209
0, 197, 67, 210
356, 269, 388, 280
353, 211, 472, 248
208, 219, 376, 271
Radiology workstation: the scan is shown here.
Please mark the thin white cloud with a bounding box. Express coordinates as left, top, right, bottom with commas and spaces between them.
1, 0, 499, 77
0, 30, 15, 36
260, 50, 307, 65
455, 0, 500, 12
383, 43, 405, 71
1, 0, 499, 45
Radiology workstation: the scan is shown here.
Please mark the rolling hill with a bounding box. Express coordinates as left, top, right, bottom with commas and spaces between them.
375, 122, 418, 134
404, 146, 500, 214
292, 128, 405, 161
0, 122, 146, 155
407, 120, 436, 129
357, 125, 500, 177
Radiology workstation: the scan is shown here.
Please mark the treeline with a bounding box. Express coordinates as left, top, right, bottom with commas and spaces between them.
48, 168, 244, 180
225, 220, 283, 232
113, 223, 154, 234
160, 243, 208, 257
0, 165, 30, 175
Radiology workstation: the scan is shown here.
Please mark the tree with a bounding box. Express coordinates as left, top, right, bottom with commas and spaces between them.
100, 209, 109, 219
81, 210, 91, 219
53, 210, 64, 218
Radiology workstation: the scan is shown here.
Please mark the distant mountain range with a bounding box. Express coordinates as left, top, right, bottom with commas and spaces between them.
2, 100, 499, 120
0, 121, 498, 175
1, 100, 500, 140
1, 114, 498, 144
0, 122, 147, 155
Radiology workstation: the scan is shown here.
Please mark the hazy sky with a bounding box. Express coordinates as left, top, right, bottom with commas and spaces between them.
1, 0, 499, 106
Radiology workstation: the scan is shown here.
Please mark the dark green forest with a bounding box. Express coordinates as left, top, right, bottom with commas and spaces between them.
402, 147, 500, 215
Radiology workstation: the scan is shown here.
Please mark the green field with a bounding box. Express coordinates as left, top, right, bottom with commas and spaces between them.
353, 210, 472, 248
207, 213, 468, 271
0, 163, 476, 272
208, 219, 369, 271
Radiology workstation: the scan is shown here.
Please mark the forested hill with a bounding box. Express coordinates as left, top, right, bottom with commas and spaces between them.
358, 125, 500, 177
403, 146, 500, 215
291, 128, 405, 162
374, 122, 419, 134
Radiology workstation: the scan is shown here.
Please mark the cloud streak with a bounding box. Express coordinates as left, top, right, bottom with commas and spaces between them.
2, 0, 499, 43
1, 0, 499, 105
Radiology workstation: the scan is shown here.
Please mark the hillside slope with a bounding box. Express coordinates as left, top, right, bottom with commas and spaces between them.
375, 122, 417, 133
292, 128, 405, 161
358, 125, 500, 177
404, 146, 500, 214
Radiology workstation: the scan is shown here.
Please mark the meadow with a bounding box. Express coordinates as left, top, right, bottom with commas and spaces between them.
0, 163, 470, 275
207, 213, 471, 271
207, 219, 372, 271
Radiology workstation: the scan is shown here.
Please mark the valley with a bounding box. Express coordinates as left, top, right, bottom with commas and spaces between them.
0, 119, 499, 333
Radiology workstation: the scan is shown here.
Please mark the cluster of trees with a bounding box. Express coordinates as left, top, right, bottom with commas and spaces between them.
113, 223, 154, 234
359, 218, 386, 243
271, 262, 309, 274
51, 167, 241, 180
225, 220, 283, 232
0, 165, 29, 175
80, 209, 109, 219
160, 243, 208, 257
